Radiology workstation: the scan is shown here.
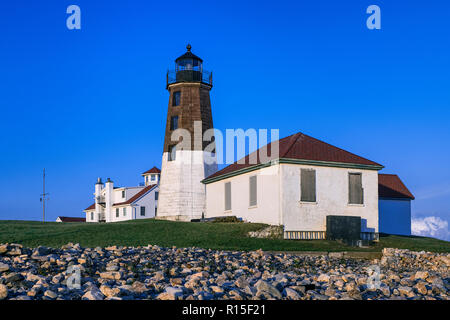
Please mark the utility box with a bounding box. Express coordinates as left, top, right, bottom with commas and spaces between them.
326, 215, 361, 245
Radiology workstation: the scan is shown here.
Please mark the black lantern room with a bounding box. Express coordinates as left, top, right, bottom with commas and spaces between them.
167, 44, 212, 87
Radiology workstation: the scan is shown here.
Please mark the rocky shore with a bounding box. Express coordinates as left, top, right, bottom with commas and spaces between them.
0, 243, 448, 300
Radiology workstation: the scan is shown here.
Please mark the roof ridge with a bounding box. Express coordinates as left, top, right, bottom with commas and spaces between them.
299, 132, 382, 166
281, 132, 304, 158
113, 184, 157, 206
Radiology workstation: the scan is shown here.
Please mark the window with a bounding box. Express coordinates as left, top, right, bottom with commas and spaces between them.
122, 190, 125, 198
249, 176, 257, 206
155, 191, 159, 200
146, 176, 148, 183
349, 173, 364, 204
91, 212, 94, 220
140, 206, 145, 216
170, 116, 179, 130
225, 182, 231, 211
300, 169, 316, 202
172, 91, 181, 106
151, 175, 156, 181
123, 207, 127, 216
116, 208, 119, 218
168, 145, 176, 161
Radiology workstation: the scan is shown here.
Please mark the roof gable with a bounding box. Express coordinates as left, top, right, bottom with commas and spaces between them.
113, 184, 157, 206
142, 167, 161, 175
379, 174, 415, 200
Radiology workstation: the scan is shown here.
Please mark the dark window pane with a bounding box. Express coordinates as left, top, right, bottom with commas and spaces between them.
349, 173, 363, 204
140, 206, 145, 216
170, 116, 179, 130
249, 176, 257, 206
225, 182, 231, 211
168, 145, 176, 161
301, 169, 316, 202
172, 91, 181, 106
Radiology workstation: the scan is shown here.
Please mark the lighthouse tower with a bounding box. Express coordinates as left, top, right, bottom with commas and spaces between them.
157, 45, 217, 221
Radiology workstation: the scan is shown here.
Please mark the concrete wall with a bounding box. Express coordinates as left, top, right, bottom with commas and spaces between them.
205, 164, 281, 225
158, 150, 217, 221
204, 162, 379, 234
281, 164, 379, 233
379, 198, 411, 235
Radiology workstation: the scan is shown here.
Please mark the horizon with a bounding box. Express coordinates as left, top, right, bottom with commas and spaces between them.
0, 0, 449, 241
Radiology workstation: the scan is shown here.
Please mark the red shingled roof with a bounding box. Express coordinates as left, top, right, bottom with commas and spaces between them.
205, 132, 382, 181
57, 216, 86, 223
379, 174, 415, 200
85, 203, 95, 211
113, 184, 157, 206
142, 167, 161, 175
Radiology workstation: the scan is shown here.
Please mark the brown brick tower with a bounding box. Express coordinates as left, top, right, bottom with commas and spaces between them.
157, 45, 218, 221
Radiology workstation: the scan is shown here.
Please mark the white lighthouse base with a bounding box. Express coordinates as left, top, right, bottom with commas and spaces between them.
157, 150, 217, 221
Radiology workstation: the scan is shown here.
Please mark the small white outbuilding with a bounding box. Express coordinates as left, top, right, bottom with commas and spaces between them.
202, 132, 384, 240
378, 173, 414, 236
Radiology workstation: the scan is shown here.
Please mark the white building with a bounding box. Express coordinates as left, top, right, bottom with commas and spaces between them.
202, 132, 385, 240
84, 167, 160, 223
378, 174, 414, 236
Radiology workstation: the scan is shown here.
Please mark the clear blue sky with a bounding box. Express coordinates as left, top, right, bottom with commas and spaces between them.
0, 1, 449, 233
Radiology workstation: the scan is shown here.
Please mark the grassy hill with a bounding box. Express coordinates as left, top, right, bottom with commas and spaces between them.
0, 219, 448, 253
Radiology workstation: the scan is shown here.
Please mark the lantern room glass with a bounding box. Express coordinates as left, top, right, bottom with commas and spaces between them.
176, 58, 202, 72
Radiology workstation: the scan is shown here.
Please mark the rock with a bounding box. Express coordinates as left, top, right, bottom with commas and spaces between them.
33, 246, 51, 256
106, 265, 119, 271
414, 271, 429, 281
82, 288, 105, 300
44, 290, 57, 299
415, 282, 428, 295
170, 278, 183, 286
283, 287, 301, 300
398, 286, 413, 296
4, 272, 23, 283
210, 286, 224, 294
0, 244, 8, 254
255, 280, 282, 299
317, 274, 330, 282
7, 247, 22, 256
0, 263, 9, 272
347, 289, 362, 300
99, 271, 122, 280
157, 286, 183, 300
191, 271, 209, 280
100, 285, 120, 297
379, 284, 391, 297
345, 282, 358, 292
325, 286, 336, 296
131, 281, 147, 294
0, 284, 8, 300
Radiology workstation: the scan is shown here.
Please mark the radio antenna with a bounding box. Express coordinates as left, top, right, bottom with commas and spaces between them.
40, 168, 49, 222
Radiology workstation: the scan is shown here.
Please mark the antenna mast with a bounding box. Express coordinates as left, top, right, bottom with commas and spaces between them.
40, 168, 49, 222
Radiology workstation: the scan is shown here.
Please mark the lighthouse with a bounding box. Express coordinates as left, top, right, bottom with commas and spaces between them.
157, 45, 218, 221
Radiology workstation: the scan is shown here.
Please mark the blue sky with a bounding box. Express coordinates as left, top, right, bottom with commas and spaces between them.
0, 1, 449, 239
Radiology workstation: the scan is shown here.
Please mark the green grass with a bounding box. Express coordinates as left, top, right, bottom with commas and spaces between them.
0, 219, 448, 252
